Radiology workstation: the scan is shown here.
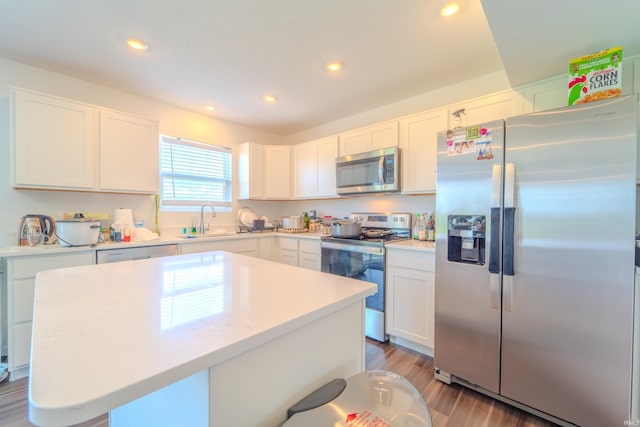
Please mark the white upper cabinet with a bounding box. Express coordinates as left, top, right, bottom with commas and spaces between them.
264, 145, 291, 199
399, 108, 448, 194
11, 88, 99, 190
99, 110, 159, 194
521, 75, 567, 114
10, 88, 159, 194
238, 142, 291, 200
238, 142, 264, 200
447, 90, 522, 128
293, 136, 338, 198
339, 120, 398, 156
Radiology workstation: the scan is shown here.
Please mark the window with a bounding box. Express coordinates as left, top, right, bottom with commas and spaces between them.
160, 135, 232, 211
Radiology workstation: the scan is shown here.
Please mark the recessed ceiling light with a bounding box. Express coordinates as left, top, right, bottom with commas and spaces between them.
126, 38, 148, 51
204, 105, 216, 111
327, 62, 342, 72
263, 95, 277, 103
440, 2, 461, 16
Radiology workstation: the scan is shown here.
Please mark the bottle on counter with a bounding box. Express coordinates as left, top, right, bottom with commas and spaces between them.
413, 213, 420, 240
303, 212, 310, 229
418, 214, 427, 241
426, 212, 435, 241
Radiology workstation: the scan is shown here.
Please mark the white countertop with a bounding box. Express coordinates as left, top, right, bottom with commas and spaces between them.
386, 239, 436, 252
0, 230, 325, 258
28, 251, 376, 426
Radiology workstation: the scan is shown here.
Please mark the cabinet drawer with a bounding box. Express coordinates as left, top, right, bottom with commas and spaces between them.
12, 252, 93, 279
299, 239, 320, 254
387, 249, 435, 271
279, 237, 299, 251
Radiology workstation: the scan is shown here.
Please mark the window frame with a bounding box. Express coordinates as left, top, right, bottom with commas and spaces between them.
159, 135, 232, 212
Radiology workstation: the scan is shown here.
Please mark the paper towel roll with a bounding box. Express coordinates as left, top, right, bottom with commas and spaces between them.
113, 208, 134, 227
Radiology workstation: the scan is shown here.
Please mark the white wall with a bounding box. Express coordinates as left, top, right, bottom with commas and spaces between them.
0, 58, 283, 245
239, 193, 436, 226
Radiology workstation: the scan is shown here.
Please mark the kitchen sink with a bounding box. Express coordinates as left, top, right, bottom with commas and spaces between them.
178, 229, 235, 239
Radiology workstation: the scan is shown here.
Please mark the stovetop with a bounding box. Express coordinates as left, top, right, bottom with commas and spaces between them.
322, 212, 412, 247
321, 233, 410, 247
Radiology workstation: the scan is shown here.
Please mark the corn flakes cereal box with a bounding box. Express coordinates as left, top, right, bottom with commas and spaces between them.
568, 46, 622, 106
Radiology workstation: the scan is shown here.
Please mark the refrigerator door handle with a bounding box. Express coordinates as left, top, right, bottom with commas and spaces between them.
489, 163, 502, 275
503, 275, 514, 312
504, 162, 515, 209
491, 164, 501, 207
490, 273, 500, 310
503, 162, 516, 312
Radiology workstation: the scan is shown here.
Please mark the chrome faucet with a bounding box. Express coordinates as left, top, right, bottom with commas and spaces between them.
200, 203, 216, 234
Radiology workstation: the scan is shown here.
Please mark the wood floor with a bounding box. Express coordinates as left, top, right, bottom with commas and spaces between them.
0, 340, 556, 426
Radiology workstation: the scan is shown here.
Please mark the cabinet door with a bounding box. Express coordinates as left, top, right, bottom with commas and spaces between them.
339, 121, 398, 156
369, 120, 398, 150
13, 278, 36, 323
279, 249, 298, 266
99, 110, 159, 193
339, 129, 368, 156
13, 323, 33, 368
448, 90, 522, 128
180, 238, 258, 257
238, 142, 264, 200
316, 137, 338, 197
386, 266, 435, 348
522, 76, 567, 113
12, 88, 98, 190
399, 109, 447, 194
293, 142, 318, 198
258, 237, 275, 261
264, 146, 291, 199
298, 239, 321, 271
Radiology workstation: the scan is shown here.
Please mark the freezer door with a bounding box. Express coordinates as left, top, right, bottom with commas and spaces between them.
501, 96, 637, 426
434, 120, 504, 393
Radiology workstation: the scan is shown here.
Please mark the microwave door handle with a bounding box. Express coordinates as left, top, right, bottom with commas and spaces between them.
378, 156, 385, 184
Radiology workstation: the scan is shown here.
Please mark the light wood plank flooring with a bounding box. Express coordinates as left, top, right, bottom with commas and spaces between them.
1, 340, 556, 426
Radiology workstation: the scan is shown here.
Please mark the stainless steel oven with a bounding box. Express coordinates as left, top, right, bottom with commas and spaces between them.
320, 213, 411, 342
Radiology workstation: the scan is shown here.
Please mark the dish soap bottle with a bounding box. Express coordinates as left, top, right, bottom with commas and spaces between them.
303, 212, 310, 229
413, 213, 420, 240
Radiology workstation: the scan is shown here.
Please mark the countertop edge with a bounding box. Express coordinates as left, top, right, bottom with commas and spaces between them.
0, 231, 325, 257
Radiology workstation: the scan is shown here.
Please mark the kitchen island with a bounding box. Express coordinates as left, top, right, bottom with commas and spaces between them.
28, 251, 376, 427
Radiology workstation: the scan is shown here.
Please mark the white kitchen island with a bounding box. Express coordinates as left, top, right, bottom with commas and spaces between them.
28, 251, 376, 427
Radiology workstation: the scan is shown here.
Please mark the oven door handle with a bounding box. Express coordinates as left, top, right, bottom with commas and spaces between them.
321, 241, 384, 255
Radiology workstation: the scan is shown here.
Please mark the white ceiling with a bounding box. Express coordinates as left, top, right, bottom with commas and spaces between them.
0, 0, 639, 136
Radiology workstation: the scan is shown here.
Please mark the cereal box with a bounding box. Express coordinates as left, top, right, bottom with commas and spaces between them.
568, 47, 622, 106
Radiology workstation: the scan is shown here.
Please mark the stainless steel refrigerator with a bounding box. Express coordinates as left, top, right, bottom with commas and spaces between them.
434, 95, 639, 427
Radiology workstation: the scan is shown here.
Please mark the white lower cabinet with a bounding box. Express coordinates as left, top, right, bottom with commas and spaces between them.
180, 238, 258, 257
277, 236, 321, 270
278, 236, 299, 266
385, 248, 435, 354
298, 239, 321, 271
6, 252, 93, 380
258, 236, 276, 261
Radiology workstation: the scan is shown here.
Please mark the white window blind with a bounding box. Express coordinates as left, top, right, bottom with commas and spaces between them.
160, 135, 232, 209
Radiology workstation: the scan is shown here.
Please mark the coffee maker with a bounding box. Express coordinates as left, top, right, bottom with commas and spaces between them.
19, 215, 56, 246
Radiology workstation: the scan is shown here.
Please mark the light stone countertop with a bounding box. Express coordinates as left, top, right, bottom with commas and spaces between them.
386, 239, 436, 252
0, 230, 325, 258
28, 251, 376, 426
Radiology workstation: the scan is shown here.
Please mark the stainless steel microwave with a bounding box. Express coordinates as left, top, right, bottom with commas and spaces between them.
335, 146, 399, 195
